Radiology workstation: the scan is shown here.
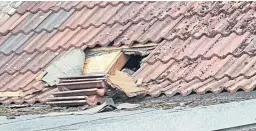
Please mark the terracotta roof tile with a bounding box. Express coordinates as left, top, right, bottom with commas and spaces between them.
2, 1, 256, 35
146, 75, 256, 97
0, 49, 68, 104
2, 11, 256, 55
133, 32, 256, 91
1, 1, 256, 104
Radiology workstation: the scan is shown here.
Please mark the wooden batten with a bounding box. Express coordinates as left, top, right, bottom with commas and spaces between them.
107, 52, 130, 75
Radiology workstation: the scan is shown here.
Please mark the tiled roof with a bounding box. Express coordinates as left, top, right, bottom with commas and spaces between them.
1, 1, 256, 104
132, 2, 256, 97
2, 2, 256, 54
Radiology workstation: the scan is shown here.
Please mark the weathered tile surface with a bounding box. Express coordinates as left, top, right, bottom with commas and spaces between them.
1, 1, 256, 104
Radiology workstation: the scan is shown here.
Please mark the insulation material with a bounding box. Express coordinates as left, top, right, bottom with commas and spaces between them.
107, 70, 146, 97
83, 50, 129, 75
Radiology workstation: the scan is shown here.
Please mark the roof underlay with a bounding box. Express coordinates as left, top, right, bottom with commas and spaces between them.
1, 1, 256, 104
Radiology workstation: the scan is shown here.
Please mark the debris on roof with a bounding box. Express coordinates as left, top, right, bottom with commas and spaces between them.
107, 70, 146, 97
47, 45, 151, 106
42, 48, 85, 86
76, 98, 116, 114
46, 43, 155, 107
45, 98, 116, 116
47, 73, 107, 106
116, 103, 140, 110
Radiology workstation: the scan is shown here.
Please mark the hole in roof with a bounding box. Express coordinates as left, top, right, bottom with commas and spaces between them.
121, 55, 146, 75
